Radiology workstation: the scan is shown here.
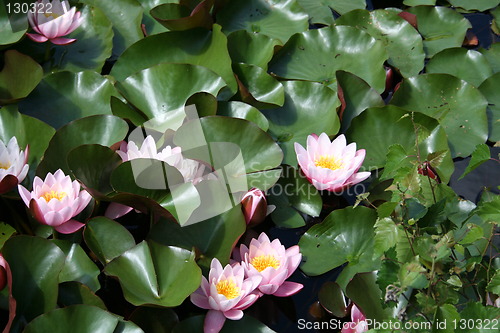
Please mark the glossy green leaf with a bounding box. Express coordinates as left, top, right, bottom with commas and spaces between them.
148, 205, 246, 267
226, 30, 281, 69
233, 63, 284, 108
447, 0, 500, 11
150, 2, 213, 31
53, 240, 100, 292
347, 105, 454, 183
116, 63, 226, 120
80, 0, 144, 58
110, 25, 237, 94
173, 315, 275, 333
478, 71, 500, 141
480, 43, 500, 73
68, 145, 123, 197
58, 281, 106, 310
403, 0, 435, 4
37, 115, 128, 175
84, 217, 136, 264
390, 74, 488, 157
336, 71, 384, 132
261, 80, 340, 166
460, 144, 491, 179
129, 307, 179, 333
297, 0, 366, 24
0, 106, 55, 179
217, 101, 269, 131
23, 305, 144, 333
318, 281, 347, 317
50, 6, 113, 72
407, 6, 471, 57
19, 71, 119, 129
299, 206, 379, 278
2, 236, 65, 329
345, 272, 388, 321
336, 9, 425, 78
135, 0, 172, 35
105, 241, 201, 307
0, 222, 15, 250
0, 3, 27, 45
110, 96, 149, 126
426, 48, 493, 87
216, 0, 308, 43
269, 25, 388, 93
267, 165, 322, 228
0, 50, 43, 104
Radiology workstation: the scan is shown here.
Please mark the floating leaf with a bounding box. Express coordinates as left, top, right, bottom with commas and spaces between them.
447, 0, 500, 11
217, 101, 269, 131
480, 43, 500, 73
336, 9, 425, 78
297, 0, 366, 24
390, 74, 488, 158
345, 272, 388, 321
0, 3, 27, 45
426, 48, 493, 87
216, 0, 308, 43
459, 144, 491, 179
150, 1, 213, 31
58, 281, 106, 310
173, 314, 275, 333
0, 223, 16, 250
269, 25, 388, 93
19, 71, 119, 129
105, 241, 201, 307
478, 72, 500, 141
226, 30, 281, 69
261, 80, 340, 166
130, 307, 179, 333
406, 6, 471, 57
318, 281, 347, 317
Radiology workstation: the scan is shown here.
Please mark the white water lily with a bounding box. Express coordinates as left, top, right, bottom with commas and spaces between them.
0, 137, 29, 194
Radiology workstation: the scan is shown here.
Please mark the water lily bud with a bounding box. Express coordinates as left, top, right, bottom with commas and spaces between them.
26, 0, 83, 45
294, 133, 370, 193
241, 188, 268, 226
18, 169, 92, 234
0, 137, 29, 194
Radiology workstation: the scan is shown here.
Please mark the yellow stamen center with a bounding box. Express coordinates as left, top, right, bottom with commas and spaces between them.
251, 255, 280, 272
0, 162, 11, 170
44, 12, 62, 19
314, 155, 343, 171
41, 191, 66, 202
216, 279, 240, 300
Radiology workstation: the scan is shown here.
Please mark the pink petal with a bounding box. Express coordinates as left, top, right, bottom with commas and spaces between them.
351, 304, 366, 323
29, 199, 47, 224
223, 309, 243, 320
17, 185, 31, 206
54, 219, 85, 234
50, 37, 77, 45
204, 310, 226, 333
273, 281, 303, 297
0, 255, 16, 333
259, 283, 279, 295
26, 33, 48, 43
234, 293, 259, 310
190, 291, 210, 309
105, 203, 133, 219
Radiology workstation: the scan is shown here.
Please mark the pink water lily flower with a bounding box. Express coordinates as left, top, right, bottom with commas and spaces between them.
0, 137, 29, 194
241, 188, 275, 227
190, 258, 262, 333
18, 169, 92, 234
26, 0, 83, 45
341, 304, 369, 333
234, 232, 303, 297
294, 133, 371, 192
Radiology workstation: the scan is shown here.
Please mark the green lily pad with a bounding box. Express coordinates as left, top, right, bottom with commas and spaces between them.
148, 205, 246, 268
80, 0, 144, 58
390, 74, 488, 157
19, 71, 119, 129
129, 307, 179, 333
37, 115, 128, 175
0, 222, 16, 250
346, 105, 454, 182
110, 25, 237, 94
318, 281, 347, 317
2, 236, 65, 330
0, 106, 55, 180
460, 144, 491, 179
480, 43, 500, 73
58, 281, 106, 310
261, 80, 340, 166
269, 25, 388, 93
84, 217, 136, 265
403, 0, 436, 4
217, 101, 269, 131
23, 305, 144, 333
216, 0, 309, 43
336, 71, 384, 132
406, 6, 471, 57
135, 0, 173, 35
447, 0, 500, 11
150, 1, 213, 31
232, 63, 284, 108
0, 2, 27, 45
478, 72, 500, 141
53, 240, 101, 292
297, 0, 366, 24
173, 315, 275, 333
104, 241, 201, 307
226, 30, 281, 70
50, 6, 113, 72
336, 9, 425, 78
115, 63, 226, 120
426, 48, 493, 87
299, 206, 378, 277
345, 272, 388, 321
0, 50, 43, 104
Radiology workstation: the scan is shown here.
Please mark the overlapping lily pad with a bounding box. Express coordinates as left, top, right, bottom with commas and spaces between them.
447, 0, 500, 11
226, 30, 281, 69
217, 101, 269, 131
297, 0, 366, 24
479, 72, 500, 141
269, 25, 388, 93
